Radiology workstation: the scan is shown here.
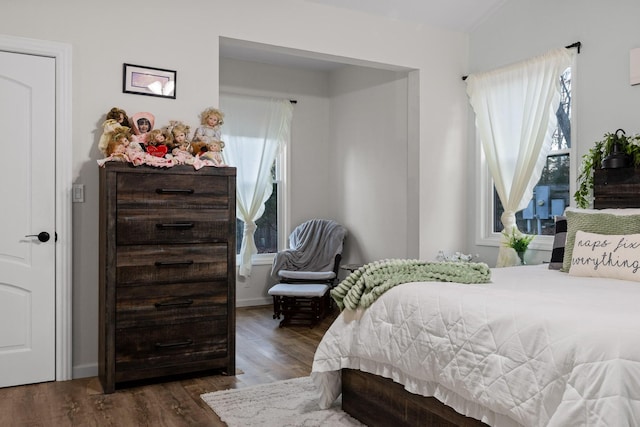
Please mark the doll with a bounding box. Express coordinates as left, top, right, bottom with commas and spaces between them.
146, 128, 173, 157
105, 107, 130, 128
166, 121, 191, 147
171, 139, 195, 165
197, 140, 226, 166
97, 128, 132, 166
98, 119, 128, 156
193, 107, 224, 144
163, 121, 191, 161
130, 112, 155, 145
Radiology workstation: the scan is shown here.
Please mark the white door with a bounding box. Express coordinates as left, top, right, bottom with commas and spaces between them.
0, 50, 56, 387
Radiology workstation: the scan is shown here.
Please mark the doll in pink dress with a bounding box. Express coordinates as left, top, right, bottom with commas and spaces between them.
198, 139, 225, 166
130, 112, 155, 146
168, 122, 195, 165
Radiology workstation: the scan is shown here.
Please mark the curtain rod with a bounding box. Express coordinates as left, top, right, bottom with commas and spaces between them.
461, 41, 581, 81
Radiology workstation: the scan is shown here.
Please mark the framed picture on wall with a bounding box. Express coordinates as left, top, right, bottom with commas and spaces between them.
122, 63, 176, 99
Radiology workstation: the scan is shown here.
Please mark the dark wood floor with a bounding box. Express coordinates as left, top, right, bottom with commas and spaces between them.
0, 305, 339, 427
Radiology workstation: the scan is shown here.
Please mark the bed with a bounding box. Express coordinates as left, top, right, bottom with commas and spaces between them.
311, 209, 640, 426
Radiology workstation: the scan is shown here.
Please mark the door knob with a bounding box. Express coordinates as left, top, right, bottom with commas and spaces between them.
25, 231, 50, 242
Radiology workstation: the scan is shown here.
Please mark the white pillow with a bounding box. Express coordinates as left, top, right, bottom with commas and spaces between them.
568, 230, 640, 282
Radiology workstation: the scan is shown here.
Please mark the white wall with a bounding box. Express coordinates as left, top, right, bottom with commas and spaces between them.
329, 65, 414, 263
220, 57, 334, 306
221, 58, 416, 302
467, 0, 640, 264
1, 0, 468, 377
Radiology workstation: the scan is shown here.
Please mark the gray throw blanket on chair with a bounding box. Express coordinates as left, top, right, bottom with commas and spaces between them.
270, 219, 347, 284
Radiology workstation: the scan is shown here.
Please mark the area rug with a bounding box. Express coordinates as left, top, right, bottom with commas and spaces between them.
200, 376, 365, 427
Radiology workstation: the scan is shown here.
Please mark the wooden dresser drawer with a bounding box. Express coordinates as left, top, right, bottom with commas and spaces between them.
116, 244, 229, 285
117, 209, 230, 245
116, 172, 230, 209
116, 281, 229, 328
114, 319, 229, 381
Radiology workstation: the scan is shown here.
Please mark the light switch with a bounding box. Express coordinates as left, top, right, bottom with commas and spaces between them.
72, 184, 85, 203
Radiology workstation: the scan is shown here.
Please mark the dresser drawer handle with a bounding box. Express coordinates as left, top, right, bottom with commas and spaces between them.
155, 188, 195, 195
154, 260, 194, 267
154, 299, 194, 308
155, 222, 194, 229
155, 339, 193, 349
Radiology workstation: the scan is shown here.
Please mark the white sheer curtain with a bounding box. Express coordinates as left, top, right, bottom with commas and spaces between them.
466, 47, 574, 267
220, 94, 293, 277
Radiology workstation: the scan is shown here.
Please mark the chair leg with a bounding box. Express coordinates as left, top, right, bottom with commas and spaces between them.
272, 295, 282, 320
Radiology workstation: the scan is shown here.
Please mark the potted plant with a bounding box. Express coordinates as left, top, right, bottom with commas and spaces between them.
574, 129, 640, 208
502, 228, 534, 265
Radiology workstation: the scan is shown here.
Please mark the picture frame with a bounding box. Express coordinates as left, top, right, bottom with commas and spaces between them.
122, 63, 176, 99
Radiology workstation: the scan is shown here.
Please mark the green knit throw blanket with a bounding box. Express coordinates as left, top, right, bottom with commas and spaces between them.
331, 258, 491, 311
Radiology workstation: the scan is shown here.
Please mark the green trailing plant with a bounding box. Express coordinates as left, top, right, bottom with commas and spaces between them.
574, 129, 640, 208
502, 228, 534, 253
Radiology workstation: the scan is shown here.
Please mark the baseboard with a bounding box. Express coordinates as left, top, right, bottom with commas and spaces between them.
236, 297, 271, 307
73, 362, 98, 379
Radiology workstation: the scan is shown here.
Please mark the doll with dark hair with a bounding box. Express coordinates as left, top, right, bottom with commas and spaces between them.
130, 112, 155, 145
106, 107, 130, 128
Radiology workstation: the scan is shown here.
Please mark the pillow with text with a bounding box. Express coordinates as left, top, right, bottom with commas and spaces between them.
568, 230, 640, 282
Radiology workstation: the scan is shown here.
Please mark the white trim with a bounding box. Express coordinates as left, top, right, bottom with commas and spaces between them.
0, 34, 73, 381
279, 132, 290, 252
237, 297, 272, 307
72, 363, 97, 380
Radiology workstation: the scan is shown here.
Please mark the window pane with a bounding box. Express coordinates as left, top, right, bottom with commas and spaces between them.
494, 153, 570, 236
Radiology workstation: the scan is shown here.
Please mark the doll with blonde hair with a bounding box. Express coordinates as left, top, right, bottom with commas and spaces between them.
97, 128, 132, 166
167, 121, 195, 165
193, 107, 224, 144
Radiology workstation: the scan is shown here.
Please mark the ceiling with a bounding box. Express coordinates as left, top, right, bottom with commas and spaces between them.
219, 0, 509, 71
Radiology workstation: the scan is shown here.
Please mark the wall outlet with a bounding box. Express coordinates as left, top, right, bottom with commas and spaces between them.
72, 184, 85, 203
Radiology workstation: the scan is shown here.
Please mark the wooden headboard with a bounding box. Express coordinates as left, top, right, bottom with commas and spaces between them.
593, 168, 640, 209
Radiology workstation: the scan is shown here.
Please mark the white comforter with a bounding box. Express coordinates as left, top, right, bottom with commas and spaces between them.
311, 264, 640, 427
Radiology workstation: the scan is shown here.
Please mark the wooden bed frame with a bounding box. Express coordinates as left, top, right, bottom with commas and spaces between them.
341, 369, 488, 427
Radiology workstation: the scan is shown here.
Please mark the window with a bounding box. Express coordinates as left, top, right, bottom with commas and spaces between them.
484, 67, 572, 242
220, 94, 292, 275
236, 162, 281, 256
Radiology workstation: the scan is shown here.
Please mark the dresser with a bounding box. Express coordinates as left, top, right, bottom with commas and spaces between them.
593, 168, 640, 208
98, 162, 236, 394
